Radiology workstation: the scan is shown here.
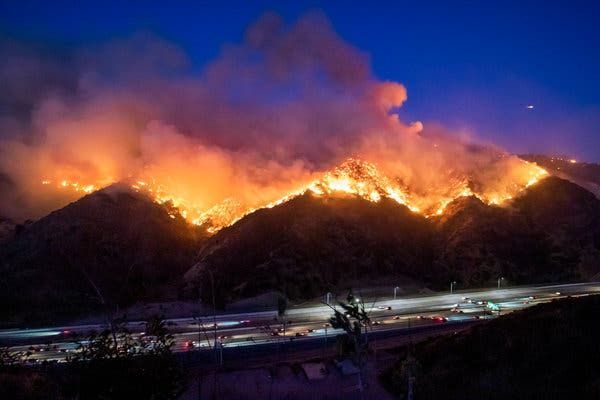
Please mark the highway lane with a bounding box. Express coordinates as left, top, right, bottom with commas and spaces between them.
3, 281, 599, 363
180, 320, 483, 373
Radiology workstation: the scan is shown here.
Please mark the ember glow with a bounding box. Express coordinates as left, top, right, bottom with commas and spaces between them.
40, 156, 548, 232
41, 179, 97, 194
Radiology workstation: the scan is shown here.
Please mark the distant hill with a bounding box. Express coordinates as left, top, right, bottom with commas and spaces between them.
520, 154, 600, 197
381, 294, 600, 400
0, 184, 206, 326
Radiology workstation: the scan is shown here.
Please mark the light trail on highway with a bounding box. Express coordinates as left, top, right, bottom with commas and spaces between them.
2, 282, 599, 364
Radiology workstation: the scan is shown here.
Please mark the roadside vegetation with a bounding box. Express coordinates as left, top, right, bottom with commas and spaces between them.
0, 315, 183, 399
381, 295, 600, 400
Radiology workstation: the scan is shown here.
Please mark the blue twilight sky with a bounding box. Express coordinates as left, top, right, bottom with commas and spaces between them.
1, 0, 599, 160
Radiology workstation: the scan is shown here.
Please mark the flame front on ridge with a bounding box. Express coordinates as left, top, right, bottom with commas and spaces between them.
40, 157, 548, 233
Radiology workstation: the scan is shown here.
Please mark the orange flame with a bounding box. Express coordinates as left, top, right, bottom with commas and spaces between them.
40, 157, 548, 232
41, 179, 98, 194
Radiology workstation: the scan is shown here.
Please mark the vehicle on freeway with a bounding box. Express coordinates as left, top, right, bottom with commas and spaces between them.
432, 316, 448, 323
377, 306, 392, 310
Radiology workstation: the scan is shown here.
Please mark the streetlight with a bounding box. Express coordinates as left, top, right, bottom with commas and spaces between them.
217, 339, 224, 366
497, 277, 505, 289
325, 292, 332, 305
322, 323, 329, 358
450, 281, 457, 294
394, 286, 400, 300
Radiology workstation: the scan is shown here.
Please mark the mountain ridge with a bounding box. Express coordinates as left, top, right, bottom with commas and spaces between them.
1, 161, 599, 325
187, 176, 600, 306
0, 184, 206, 325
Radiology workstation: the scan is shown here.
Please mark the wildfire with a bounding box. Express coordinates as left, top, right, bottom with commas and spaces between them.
41, 179, 97, 194
305, 159, 420, 212
40, 157, 548, 233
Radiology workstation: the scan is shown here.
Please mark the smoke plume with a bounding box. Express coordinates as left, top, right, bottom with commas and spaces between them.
0, 12, 541, 222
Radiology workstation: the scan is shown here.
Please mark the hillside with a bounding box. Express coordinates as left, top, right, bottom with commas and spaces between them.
186, 193, 436, 306
187, 176, 600, 305
0, 216, 15, 243
2, 173, 599, 323
381, 294, 600, 400
434, 177, 600, 286
431, 194, 553, 286
0, 184, 205, 326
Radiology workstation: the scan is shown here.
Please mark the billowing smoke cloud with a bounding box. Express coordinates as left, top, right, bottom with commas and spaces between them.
0, 12, 540, 222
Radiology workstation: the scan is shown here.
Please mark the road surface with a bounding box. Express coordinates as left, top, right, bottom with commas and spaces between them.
2, 282, 598, 364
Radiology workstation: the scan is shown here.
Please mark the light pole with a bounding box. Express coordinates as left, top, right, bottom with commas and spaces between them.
450, 281, 457, 294
322, 323, 329, 358
325, 292, 332, 305
218, 340, 223, 366
394, 286, 400, 300
497, 277, 504, 289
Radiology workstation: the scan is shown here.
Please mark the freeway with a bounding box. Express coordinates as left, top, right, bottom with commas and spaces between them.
2, 282, 599, 364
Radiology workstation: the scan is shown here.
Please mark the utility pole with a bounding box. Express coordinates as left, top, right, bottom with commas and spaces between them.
405, 320, 416, 400
322, 323, 329, 358
197, 288, 202, 400
407, 374, 414, 400
394, 286, 400, 300
203, 268, 220, 400
450, 281, 457, 294
218, 340, 223, 366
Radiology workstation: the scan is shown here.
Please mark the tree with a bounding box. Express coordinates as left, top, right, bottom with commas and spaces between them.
0, 346, 23, 368
68, 315, 182, 399
144, 314, 175, 357
327, 290, 370, 397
